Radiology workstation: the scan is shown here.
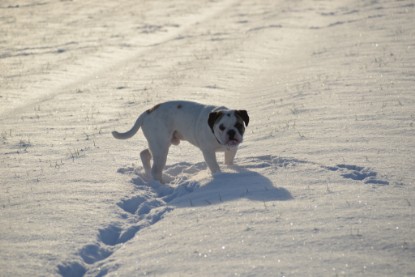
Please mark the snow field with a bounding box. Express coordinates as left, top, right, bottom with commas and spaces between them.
1, 0, 414, 276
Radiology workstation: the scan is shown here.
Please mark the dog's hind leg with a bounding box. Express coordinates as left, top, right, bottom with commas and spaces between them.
149, 144, 170, 184
140, 149, 152, 178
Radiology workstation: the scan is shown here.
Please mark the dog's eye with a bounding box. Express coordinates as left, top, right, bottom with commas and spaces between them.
219, 124, 225, 131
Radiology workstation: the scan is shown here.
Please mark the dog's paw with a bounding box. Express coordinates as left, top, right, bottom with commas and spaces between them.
212, 170, 224, 178
149, 180, 174, 197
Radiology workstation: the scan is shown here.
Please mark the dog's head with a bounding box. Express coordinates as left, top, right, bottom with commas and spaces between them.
208, 110, 249, 147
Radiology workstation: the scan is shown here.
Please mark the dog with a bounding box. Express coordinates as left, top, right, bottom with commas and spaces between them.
112, 100, 249, 183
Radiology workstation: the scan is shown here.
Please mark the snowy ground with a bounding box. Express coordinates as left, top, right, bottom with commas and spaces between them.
1, 0, 414, 276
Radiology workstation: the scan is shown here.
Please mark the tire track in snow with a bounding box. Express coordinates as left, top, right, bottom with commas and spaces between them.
1, 0, 240, 120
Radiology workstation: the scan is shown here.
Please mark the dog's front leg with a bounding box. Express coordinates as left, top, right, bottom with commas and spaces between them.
225, 148, 237, 165
202, 150, 220, 174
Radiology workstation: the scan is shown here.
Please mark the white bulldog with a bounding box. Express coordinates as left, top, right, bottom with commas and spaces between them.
112, 100, 249, 183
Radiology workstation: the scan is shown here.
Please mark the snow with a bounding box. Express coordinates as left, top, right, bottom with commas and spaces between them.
1, 0, 414, 276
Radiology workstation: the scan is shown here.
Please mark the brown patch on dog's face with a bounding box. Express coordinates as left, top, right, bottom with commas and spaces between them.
208, 111, 224, 131
234, 117, 246, 136
146, 103, 161, 114
235, 110, 249, 127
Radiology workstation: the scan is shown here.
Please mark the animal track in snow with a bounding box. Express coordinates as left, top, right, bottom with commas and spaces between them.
98, 225, 123, 246
116, 195, 147, 214
79, 244, 112, 265
57, 262, 86, 277
57, 163, 205, 276
325, 164, 389, 185
249, 155, 390, 186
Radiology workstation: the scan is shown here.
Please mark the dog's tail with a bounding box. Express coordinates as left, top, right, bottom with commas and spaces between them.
112, 113, 145, 140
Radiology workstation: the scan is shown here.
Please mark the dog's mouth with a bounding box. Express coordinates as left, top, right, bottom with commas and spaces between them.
226, 139, 241, 147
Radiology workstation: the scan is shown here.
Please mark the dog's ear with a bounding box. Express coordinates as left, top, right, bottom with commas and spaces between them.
235, 110, 249, 127
208, 111, 223, 130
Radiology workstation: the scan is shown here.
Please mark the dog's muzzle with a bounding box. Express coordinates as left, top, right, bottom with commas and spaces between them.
226, 130, 240, 147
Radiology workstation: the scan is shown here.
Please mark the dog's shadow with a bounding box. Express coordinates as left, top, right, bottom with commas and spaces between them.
121, 161, 292, 208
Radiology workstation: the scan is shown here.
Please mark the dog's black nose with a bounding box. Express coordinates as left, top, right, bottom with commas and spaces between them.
228, 129, 236, 139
